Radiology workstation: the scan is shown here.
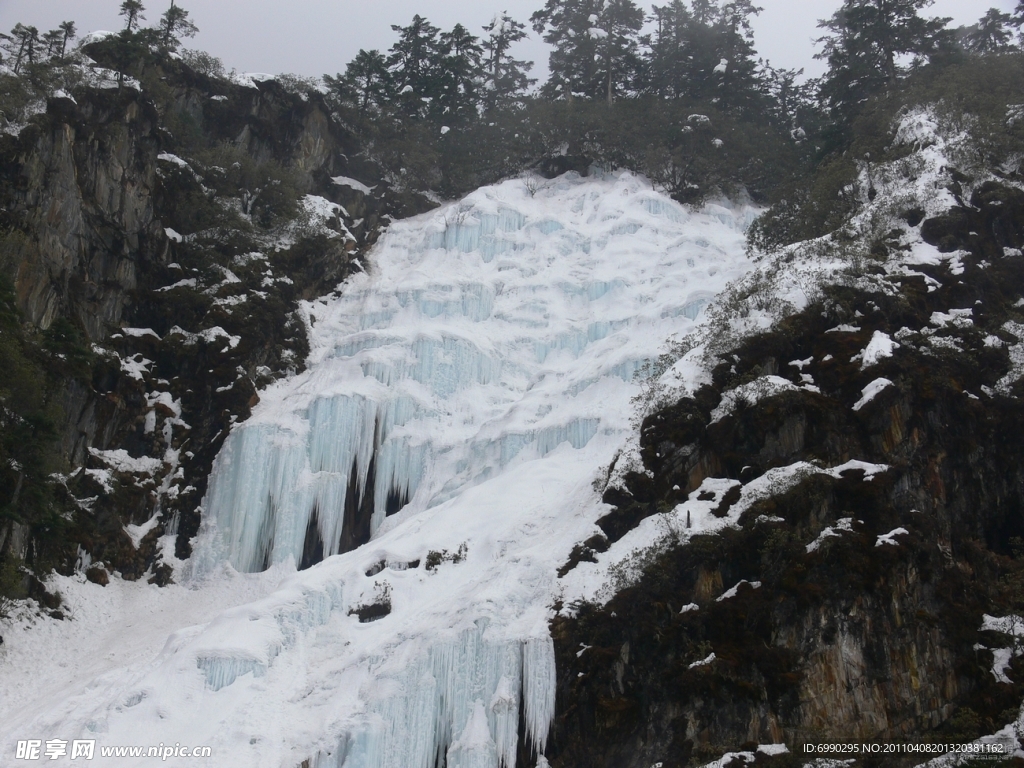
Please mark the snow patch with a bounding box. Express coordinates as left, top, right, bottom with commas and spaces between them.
121, 327, 161, 340
88, 448, 163, 475
852, 331, 898, 369
125, 515, 161, 549
716, 580, 760, 601
875, 527, 909, 547
806, 518, 856, 553
689, 652, 716, 668
853, 378, 893, 411
331, 176, 375, 195
710, 376, 797, 423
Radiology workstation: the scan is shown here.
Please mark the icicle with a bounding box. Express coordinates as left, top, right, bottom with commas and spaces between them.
447, 701, 500, 768
324, 625, 535, 768
195, 657, 266, 691
522, 636, 556, 757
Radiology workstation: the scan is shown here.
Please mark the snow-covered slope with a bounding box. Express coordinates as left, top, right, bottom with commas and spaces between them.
0, 171, 756, 767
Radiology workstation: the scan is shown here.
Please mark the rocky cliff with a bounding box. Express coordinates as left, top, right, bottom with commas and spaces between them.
548, 181, 1024, 765
0, 52, 429, 591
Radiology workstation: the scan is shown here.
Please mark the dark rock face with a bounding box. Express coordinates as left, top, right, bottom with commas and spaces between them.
0, 58, 433, 581
549, 185, 1024, 766
5, 90, 162, 339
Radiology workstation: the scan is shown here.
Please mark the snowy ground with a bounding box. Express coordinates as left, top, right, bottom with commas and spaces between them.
0, 171, 757, 767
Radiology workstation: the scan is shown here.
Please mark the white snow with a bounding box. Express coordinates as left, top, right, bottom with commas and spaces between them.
930, 308, 973, 328
229, 72, 275, 89
1, 172, 757, 768
329, 179, 374, 198
806, 518, 856, 553
121, 327, 161, 340
124, 515, 161, 549
996, 321, 1024, 394
978, 615, 1024, 686
853, 377, 893, 411
689, 652, 716, 668
89, 448, 163, 475
156, 153, 191, 169
852, 330, 898, 369
119, 354, 153, 381
825, 324, 860, 333
696, 748, 789, 768
875, 527, 908, 547
564, 460, 885, 609
155, 278, 197, 292
830, 460, 889, 480
83, 468, 113, 494
894, 111, 939, 148
710, 376, 797, 424
715, 580, 760, 601
755, 515, 785, 524
168, 325, 241, 350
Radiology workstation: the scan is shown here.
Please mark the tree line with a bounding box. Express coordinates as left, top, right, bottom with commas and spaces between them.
328, 0, 1024, 132
0, 1, 197, 76
4, 0, 1021, 175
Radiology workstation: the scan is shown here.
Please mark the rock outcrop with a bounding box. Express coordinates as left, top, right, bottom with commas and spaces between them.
0, 53, 431, 582
548, 182, 1024, 765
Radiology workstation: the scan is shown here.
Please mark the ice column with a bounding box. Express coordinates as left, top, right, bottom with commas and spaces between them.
318, 627, 554, 768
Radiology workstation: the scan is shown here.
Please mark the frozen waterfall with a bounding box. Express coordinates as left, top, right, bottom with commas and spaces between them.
197, 173, 754, 578
0, 171, 755, 768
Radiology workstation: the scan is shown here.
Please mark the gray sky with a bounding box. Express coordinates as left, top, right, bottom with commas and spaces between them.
0, 0, 1008, 83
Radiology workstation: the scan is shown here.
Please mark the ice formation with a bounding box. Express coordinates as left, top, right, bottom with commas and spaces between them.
197, 172, 754, 576
0, 171, 756, 767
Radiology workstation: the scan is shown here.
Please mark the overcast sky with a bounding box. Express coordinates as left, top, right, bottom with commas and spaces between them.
0, 0, 1008, 83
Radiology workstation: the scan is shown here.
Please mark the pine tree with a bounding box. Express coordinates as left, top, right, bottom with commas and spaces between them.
532, 0, 643, 103
644, 0, 762, 109
434, 24, 483, 123
481, 14, 535, 111
816, 0, 951, 123
962, 8, 1014, 54
42, 30, 63, 60
714, 0, 763, 109
646, 0, 693, 98
387, 15, 443, 118
158, 1, 199, 50
759, 62, 818, 137
58, 21, 77, 60
594, 0, 645, 103
328, 49, 392, 116
1012, 1, 1024, 41
690, 0, 717, 26
5, 24, 40, 73
119, 1, 146, 33
531, 0, 599, 99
